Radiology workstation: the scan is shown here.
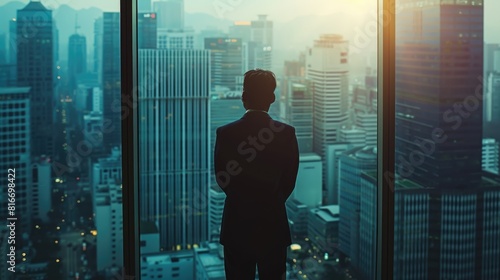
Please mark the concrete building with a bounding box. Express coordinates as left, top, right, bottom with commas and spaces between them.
95, 183, 123, 271
208, 185, 225, 240
141, 250, 194, 280
291, 153, 322, 208
194, 242, 225, 280
285, 198, 309, 238
338, 146, 377, 267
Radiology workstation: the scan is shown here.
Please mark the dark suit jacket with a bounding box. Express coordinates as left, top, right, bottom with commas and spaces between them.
214, 110, 299, 250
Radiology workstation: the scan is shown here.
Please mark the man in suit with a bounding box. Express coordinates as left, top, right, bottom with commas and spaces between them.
214, 69, 300, 280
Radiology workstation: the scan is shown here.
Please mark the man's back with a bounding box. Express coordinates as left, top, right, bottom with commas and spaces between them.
214, 110, 299, 250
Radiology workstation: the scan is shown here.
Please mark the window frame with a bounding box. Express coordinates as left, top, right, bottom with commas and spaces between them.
120, 0, 397, 279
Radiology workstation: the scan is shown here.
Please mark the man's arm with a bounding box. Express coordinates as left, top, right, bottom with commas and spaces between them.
281, 128, 299, 201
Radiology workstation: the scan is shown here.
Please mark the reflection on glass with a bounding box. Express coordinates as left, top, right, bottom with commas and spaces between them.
0, 0, 122, 279
137, 0, 378, 279
394, 0, 500, 279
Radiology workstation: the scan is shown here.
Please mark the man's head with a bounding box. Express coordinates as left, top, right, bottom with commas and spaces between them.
242, 69, 276, 111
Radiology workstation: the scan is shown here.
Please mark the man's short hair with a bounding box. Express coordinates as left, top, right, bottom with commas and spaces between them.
242, 69, 276, 107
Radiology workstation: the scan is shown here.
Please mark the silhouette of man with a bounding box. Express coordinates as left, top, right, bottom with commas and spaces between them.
214, 69, 299, 280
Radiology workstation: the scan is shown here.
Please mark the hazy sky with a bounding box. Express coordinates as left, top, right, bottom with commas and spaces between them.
8, 0, 500, 42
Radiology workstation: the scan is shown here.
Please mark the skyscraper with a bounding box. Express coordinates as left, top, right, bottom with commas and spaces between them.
138, 13, 157, 49
139, 49, 210, 250
204, 38, 243, 91
338, 146, 376, 269
68, 34, 87, 91
306, 34, 349, 157
102, 12, 121, 151
396, 0, 483, 189
16, 1, 54, 158
8, 18, 17, 65
93, 17, 103, 85
394, 1, 500, 278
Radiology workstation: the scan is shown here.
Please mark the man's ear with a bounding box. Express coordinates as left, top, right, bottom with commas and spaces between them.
269, 93, 276, 104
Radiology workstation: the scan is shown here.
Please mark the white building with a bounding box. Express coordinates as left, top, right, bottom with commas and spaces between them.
339, 127, 366, 148
291, 153, 322, 208
95, 183, 123, 271
306, 34, 350, 157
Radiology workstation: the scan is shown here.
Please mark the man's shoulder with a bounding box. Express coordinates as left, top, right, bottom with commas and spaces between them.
217, 119, 295, 134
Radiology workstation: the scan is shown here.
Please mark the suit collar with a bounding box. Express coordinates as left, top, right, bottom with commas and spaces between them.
241, 110, 271, 120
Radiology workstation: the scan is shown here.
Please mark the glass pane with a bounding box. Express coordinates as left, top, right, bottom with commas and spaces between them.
0, 0, 122, 279
394, 0, 500, 279
137, 0, 378, 279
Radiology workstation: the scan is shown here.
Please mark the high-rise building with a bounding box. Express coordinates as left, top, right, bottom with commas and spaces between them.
102, 12, 121, 151
280, 79, 313, 153
93, 17, 103, 85
308, 205, 339, 255
229, 21, 251, 43
205, 38, 243, 91
285, 198, 309, 238
138, 13, 157, 49
95, 183, 123, 271
358, 171, 377, 280
307, 34, 350, 157
68, 34, 87, 91
325, 142, 352, 205
153, 0, 184, 31
395, 1, 483, 189
17, 1, 54, 158
291, 153, 323, 208
139, 49, 210, 250
339, 128, 366, 148
338, 146, 376, 268
0, 87, 32, 243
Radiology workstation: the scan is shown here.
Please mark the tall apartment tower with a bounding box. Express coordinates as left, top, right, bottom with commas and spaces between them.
306, 34, 349, 157
16, 1, 54, 158
138, 49, 211, 251
68, 34, 87, 91
249, 15, 273, 70
102, 13, 121, 151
